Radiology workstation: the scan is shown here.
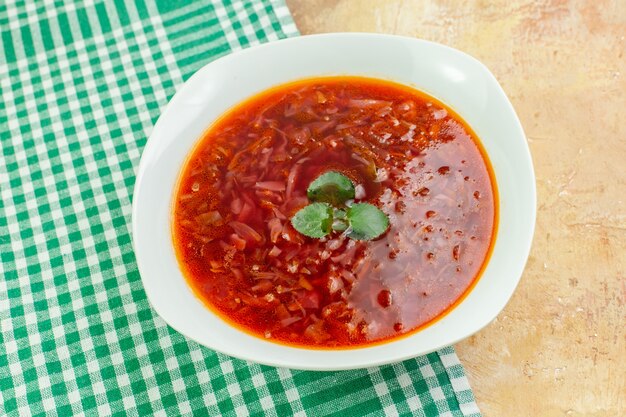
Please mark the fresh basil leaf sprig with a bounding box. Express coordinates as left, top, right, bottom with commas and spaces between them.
291, 171, 389, 241
345, 203, 389, 241
290, 202, 333, 238
307, 171, 355, 206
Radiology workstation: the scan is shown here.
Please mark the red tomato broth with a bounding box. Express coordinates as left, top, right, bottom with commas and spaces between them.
172, 76, 497, 348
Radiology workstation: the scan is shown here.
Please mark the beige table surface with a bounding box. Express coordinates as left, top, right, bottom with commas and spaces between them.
285, 1, 625, 415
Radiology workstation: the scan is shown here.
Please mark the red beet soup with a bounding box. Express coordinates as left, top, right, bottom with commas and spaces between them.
172, 77, 497, 348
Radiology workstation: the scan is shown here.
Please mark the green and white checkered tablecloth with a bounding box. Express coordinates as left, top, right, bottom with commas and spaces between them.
0, 1, 482, 415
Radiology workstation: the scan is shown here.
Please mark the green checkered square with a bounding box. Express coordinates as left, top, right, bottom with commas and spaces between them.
0, 1, 481, 416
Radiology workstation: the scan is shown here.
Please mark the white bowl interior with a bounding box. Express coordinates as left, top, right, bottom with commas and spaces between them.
132, 33, 535, 370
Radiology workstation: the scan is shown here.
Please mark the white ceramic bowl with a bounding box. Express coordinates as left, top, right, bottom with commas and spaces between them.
132, 33, 535, 370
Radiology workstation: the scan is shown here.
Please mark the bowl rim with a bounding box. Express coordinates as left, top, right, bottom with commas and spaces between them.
132, 32, 536, 370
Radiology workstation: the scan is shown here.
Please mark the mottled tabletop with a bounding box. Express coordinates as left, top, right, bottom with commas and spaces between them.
286, 1, 625, 415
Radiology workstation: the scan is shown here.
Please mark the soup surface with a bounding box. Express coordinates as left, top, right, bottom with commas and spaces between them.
172, 77, 496, 348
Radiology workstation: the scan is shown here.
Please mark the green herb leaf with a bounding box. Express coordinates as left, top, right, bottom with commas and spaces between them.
347, 203, 389, 240
291, 203, 334, 238
331, 219, 349, 231
307, 171, 355, 206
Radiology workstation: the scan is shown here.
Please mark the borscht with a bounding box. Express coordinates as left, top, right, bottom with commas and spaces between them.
172, 76, 497, 348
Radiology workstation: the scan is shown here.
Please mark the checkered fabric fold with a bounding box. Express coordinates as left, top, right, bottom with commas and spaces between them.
0, 1, 482, 415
